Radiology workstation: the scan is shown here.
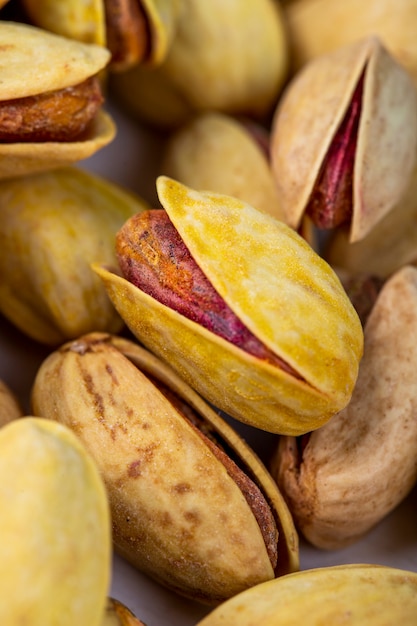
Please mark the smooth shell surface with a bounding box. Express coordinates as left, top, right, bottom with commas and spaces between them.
95, 176, 363, 435
0, 167, 148, 344
31, 332, 298, 604
271, 265, 417, 549
0, 417, 111, 626
271, 36, 417, 242
196, 564, 417, 625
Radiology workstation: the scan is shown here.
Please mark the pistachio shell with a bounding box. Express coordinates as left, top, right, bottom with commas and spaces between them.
0, 167, 149, 345
31, 332, 299, 604
111, 0, 288, 127
0, 417, 111, 625
284, 0, 417, 87
270, 266, 417, 549
325, 165, 417, 278
196, 564, 417, 625
0, 380, 23, 426
102, 598, 147, 626
94, 176, 363, 435
270, 36, 417, 242
161, 111, 286, 222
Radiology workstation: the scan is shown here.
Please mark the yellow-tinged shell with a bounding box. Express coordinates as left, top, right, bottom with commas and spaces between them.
31, 332, 299, 604
270, 36, 417, 243
22, 0, 181, 68
325, 165, 417, 278
196, 564, 417, 625
111, 0, 288, 128
270, 265, 417, 549
0, 21, 115, 178
94, 176, 363, 436
0, 167, 149, 345
284, 0, 417, 87
161, 111, 286, 222
0, 380, 23, 427
0, 417, 111, 626
101, 598, 147, 626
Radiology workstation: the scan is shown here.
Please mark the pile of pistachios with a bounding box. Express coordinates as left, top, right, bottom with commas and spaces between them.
1, 0, 417, 624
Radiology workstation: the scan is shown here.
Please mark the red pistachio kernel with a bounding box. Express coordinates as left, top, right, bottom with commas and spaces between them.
306, 68, 365, 230
116, 209, 301, 377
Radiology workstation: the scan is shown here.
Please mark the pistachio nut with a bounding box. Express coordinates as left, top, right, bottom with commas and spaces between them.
0, 21, 115, 180
325, 164, 417, 278
102, 598, 147, 626
0, 417, 111, 626
111, 0, 288, 128
270, 265, 417, 549
22, 0, 181, 71
0, 379, 23, 427
94, 176, 363, 436
160, 111, 286, 223
31, 331, 299, 604
196, 564, 417, 625
283, 0, 417, 87
270, 36, 417, 243
0, 166, 149, 345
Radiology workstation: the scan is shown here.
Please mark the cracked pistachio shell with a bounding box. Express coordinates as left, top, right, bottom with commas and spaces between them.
0, 22, 115, 179
111, 0, 288, 128
94, 176, 363, 436
0, 167, 149, 345
0, 417, 111, 626
0, 380, 23, 427
31, 332, 299, 604
161, 111, 286, 222
22, 0, 181, 69
271, 265, 417, 549
270, 36, 417, 243
326, 165, 417, 278
196, 564, 417, 625
284, 0, 417, 86
102, 598, 147, 626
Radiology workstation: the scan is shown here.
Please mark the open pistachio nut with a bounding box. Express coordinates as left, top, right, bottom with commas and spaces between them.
0, 166, 149, 345
0, 417, 111, 626
21, 0, 180, 71
270, 36, 417, 243
196, 564, 417, 625
94, 176, 363, 436
270, 265, 417, 549
111, 0, 288, 128
0, 21, 115, 179
31, 332, 299, 604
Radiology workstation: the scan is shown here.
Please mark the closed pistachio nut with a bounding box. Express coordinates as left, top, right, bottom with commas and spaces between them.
0, 417, 111, 626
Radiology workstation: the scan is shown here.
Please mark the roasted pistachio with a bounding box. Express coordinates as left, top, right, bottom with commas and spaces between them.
111, 0, 288, 128
0, 417, 111, 625
270, 36, 417, 242
22, 0, 181, 71
0, 21, 115, 179
0, 379, 23, 427
94, 176, 363, 436
31, 332, 299, 604
161, 111, 286, 222
196, 564, 417, 625
270, 266, 417, 549
0, 167, 149, 345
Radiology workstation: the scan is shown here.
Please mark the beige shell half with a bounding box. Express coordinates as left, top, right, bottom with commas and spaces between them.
161, 111, 286, 222
270, 36, 417, 243
94, 176, 363, 435
196, 564, 417, 625
31, 332, 299, 604
271, 265, 417, 549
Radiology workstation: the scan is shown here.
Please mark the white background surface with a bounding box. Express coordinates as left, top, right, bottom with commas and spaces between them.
1, 98, 416, 626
